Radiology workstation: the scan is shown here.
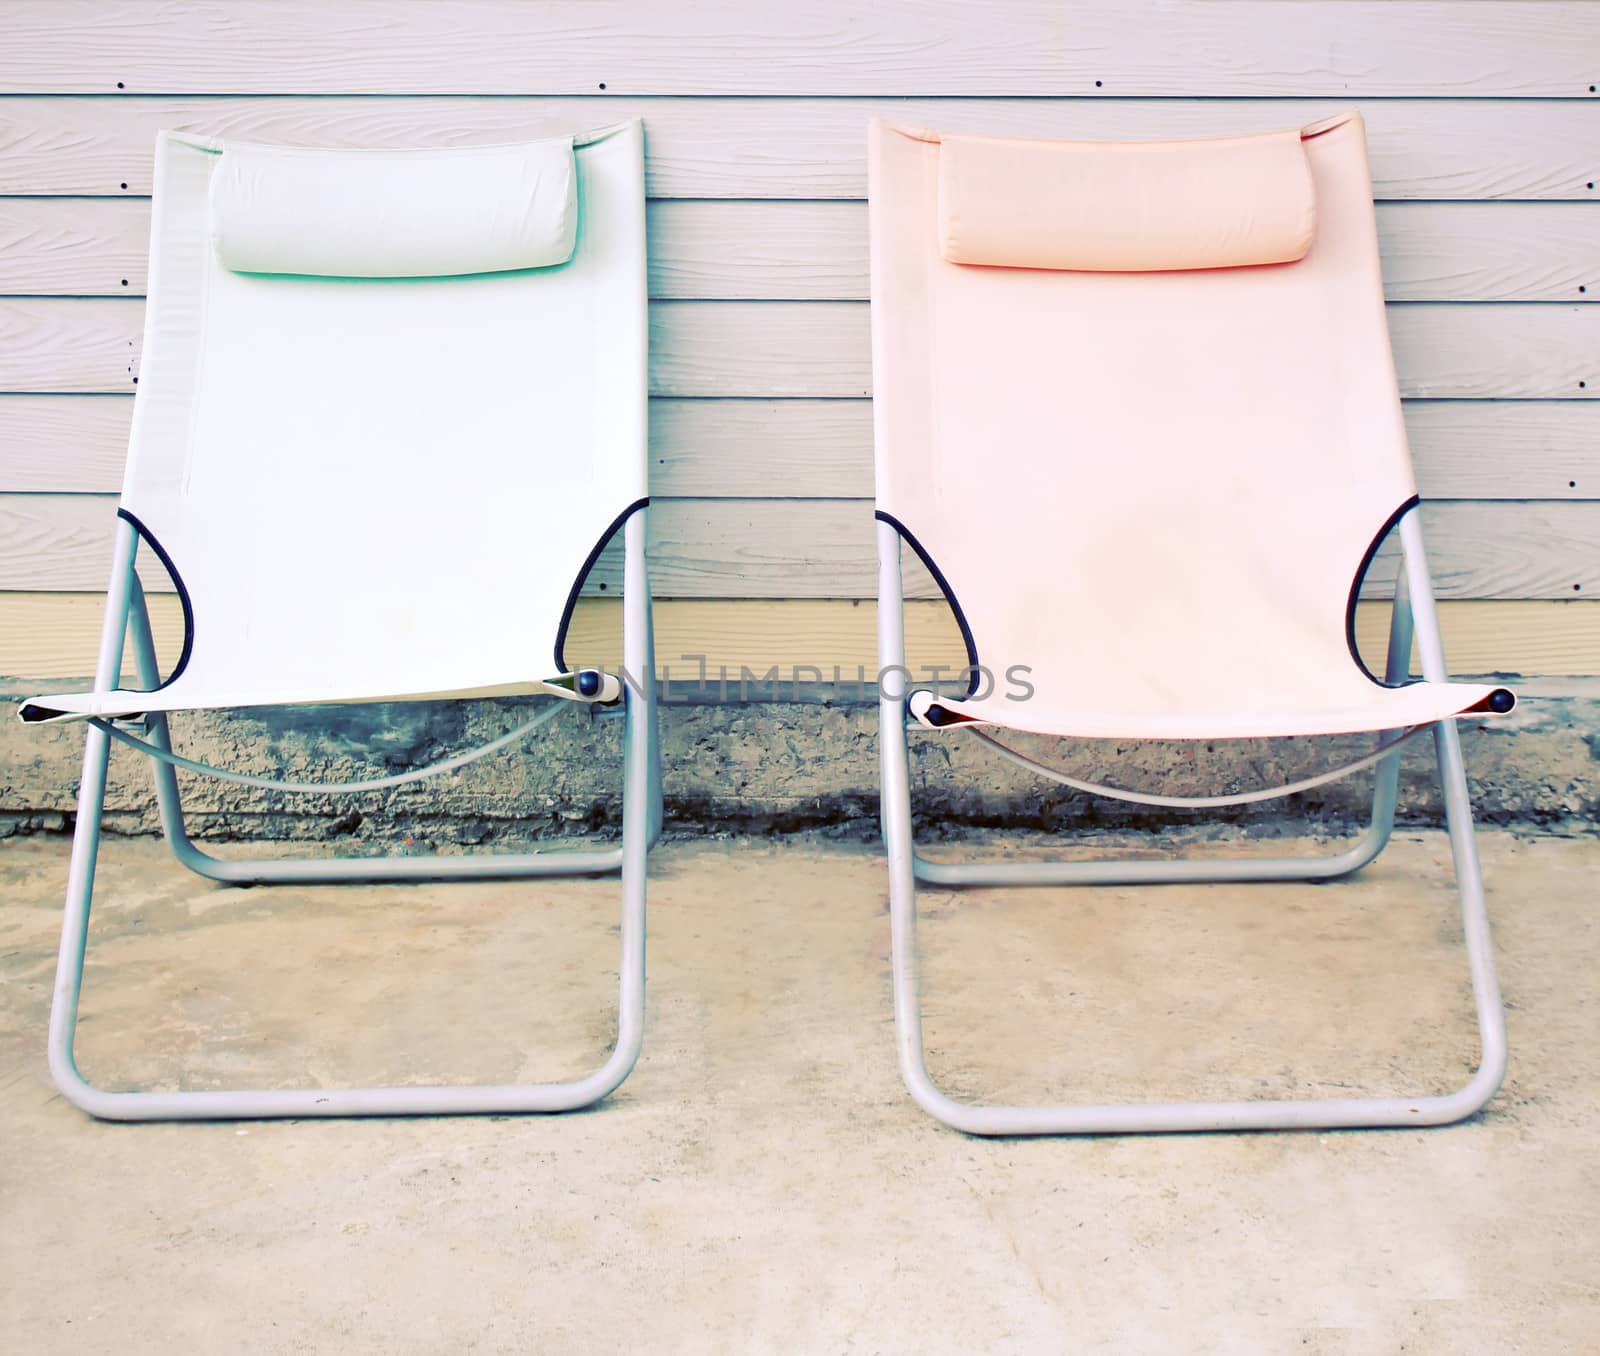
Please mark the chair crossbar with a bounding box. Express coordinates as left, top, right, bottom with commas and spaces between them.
964, 722, 1431, 810
90, 699, 571, 796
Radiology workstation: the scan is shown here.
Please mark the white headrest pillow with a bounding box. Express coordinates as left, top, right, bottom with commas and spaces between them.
210, 138, 578, 278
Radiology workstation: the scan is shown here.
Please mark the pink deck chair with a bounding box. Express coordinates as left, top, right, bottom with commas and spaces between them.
868, 113, 1516, 1136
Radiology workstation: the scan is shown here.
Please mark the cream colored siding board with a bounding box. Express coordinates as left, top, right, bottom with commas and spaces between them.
4, 396, 1596, 502
3, 593, 1595, 683
1402, 403, 1599, 500
0, 298, 141, 393
7, 494, 1595, 601
644, 399, 873, 500
2, 2, 1595, 96
1, 97, 1595, 201
643, 303, 1594, 402
5, 198, 1596, 303
0, 396, 129, 492
0, 198, 149, 296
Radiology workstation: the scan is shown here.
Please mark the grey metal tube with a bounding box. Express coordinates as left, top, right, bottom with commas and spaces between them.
46, 520, 138, 1112
877, 524, 934, 1123
611, 509, 652, 1083
126, 574, 200, 855
1359, 563, 1413, 864
1400, 511, 1507, 1095
641, 537, 665, 847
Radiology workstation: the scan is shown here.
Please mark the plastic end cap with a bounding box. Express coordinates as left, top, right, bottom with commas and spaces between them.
575, 669, 604, 699
908, 690, 962, 728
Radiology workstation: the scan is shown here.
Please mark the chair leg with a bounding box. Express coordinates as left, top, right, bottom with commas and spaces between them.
47, 519, 652, 1121
881, 692, 1507, 1136
643, 558, 666, 849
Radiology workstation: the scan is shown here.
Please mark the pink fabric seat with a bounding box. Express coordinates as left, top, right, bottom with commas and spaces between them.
868, 113, 1513, 740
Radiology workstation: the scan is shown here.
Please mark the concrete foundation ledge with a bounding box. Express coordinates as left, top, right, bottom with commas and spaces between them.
2, 678, 1595, 847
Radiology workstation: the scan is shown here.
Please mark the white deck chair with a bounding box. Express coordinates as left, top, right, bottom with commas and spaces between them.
867, 113, 1517, 1136
22, 120, 659, 1120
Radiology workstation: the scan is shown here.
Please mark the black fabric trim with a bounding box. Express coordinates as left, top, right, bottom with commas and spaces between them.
117, 507, 194, 692
553, 497, 650, 674
1346, 493, 1421, 688
875, 510, 982, 698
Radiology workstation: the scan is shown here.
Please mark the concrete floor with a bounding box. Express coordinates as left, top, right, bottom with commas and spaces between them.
1, 829, 1596, 1354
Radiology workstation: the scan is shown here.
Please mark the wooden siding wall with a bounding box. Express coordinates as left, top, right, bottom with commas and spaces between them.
0, 1, 1596, 681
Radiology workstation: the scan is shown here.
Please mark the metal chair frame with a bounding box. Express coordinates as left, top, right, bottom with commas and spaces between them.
875, 510, 1507, 1135
47, 512, 661, 1121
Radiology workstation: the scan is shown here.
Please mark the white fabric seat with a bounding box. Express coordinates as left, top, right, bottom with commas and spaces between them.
22, 123, 647, 724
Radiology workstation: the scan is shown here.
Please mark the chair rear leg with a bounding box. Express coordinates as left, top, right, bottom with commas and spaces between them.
642, 567, 665, 848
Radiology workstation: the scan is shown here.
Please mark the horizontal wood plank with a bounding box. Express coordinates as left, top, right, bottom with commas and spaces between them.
4, 198, 1594, 304
4, 396, 1596, 502
661, 299, 1600, 403
3, 1, 1595, 96
1399, 402, 1599, 500
631, 500, 1600, 603
5, 299, 1588, 400
0, 298, 141, 392
1371, 203, 1597, 305
2, 592, 1592, 682
0, 197, 150, 296
2, 96, 1595, 201
644, 399, 871, 501
0, 396, 130, 492
5, 494, 1595, 600
644, 303, 1589, 402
